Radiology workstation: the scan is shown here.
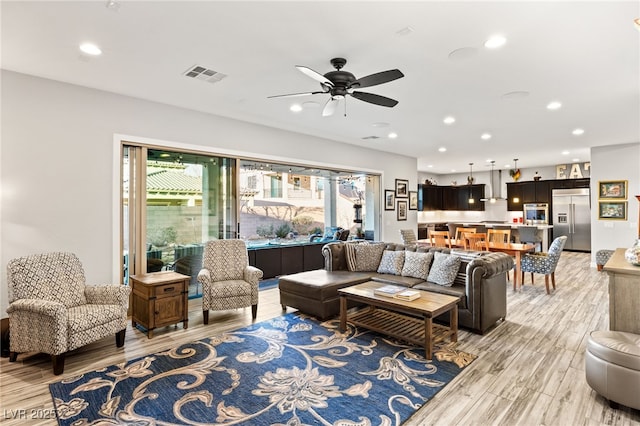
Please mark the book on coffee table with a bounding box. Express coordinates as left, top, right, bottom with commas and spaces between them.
393, 289, 421, 301
373, 284, 405, 297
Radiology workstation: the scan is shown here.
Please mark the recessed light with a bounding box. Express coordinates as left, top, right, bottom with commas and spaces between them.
572, 158, 580, 162
481, 133, 492, 140
484, 35, 506, 49
302, 101, 319, 108
79, 42, 102, 56
572, 128, 585, 135
289, 104, 302, 112
451, 169, 456, 172
562, 150, 570, 155
105, 0, 120, 10
388, 132, 398, 139
428, 165, 434, 168
547, 101, 562, 110
443, 116, 456, 125
372, 122, 389, 128
504, 164, 511, 168
438, 147, 447, 152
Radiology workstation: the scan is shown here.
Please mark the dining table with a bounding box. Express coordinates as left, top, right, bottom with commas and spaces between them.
486, 242, 536, 290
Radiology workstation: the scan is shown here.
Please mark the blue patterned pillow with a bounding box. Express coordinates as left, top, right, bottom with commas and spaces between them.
377, 250, 405, 275
427, 252, 461, 286
401, 251, 433, 280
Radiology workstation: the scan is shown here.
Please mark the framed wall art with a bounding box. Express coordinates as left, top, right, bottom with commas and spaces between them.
409, 191, 418, 210
598, 180, 627, 200
598, 201, 627, 220
395, 179, 409, 198
384, 190, 395, 211
397, 200, 408, 221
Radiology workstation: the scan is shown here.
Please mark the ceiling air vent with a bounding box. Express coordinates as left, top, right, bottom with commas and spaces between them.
362, 136, 380, 140
183, 65, 227, 84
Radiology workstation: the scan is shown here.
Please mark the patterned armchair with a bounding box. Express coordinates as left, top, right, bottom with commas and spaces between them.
6, 252, 130, 375
520, 236, 568, 294
197, 240, 263, 324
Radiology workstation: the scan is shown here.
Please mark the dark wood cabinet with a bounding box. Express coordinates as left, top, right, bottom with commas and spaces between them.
441, 186, 458, 210
507, 178, 590, 211
421, 185, 442, 211
421, 184, 484, 211
248, 242, 325, 279
130, 271, 189, 339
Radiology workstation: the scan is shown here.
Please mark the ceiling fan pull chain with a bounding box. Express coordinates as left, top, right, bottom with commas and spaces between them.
344, 97, 347, 117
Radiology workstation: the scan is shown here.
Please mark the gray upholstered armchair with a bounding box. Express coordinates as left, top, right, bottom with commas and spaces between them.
197, 240, 263, 324
520, 236, 568, 294
6, 252, 130, 375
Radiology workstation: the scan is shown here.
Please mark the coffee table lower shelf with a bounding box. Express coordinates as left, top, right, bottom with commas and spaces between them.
347, 307, 454, 358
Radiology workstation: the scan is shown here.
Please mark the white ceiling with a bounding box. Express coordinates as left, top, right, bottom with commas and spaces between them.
2, 1, 639, 174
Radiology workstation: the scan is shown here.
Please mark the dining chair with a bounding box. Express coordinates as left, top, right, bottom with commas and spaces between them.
428, 230, 452, 248
454, 227, 477, 245
488, 229, 511, 244
463, 232, 489, 251
399, 229, 417, 246
520, 236, 568, 294
517, 226, 543, 252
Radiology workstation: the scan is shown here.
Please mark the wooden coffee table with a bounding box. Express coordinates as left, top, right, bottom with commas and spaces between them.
338, 281, 460, 360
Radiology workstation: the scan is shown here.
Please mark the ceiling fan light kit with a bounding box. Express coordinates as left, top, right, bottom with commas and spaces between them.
269, 58, 404, 116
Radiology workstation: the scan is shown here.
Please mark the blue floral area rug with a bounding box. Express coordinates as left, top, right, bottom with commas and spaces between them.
49, 313, 476, 425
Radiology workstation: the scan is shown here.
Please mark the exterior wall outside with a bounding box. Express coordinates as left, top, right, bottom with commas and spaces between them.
0, 71, 418, 316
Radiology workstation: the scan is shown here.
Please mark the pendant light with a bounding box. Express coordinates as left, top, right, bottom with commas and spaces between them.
468, 163, 475, 204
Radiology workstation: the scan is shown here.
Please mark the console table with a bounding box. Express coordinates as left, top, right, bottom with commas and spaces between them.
130, 271, 190, 338
603, 248, 640, 334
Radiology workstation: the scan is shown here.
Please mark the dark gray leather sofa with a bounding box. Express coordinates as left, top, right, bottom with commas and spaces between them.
279, 241, 514, 334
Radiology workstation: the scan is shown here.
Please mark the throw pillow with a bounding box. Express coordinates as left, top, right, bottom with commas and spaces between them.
427, 252, 461, 286
345, 243, 358, 271
353, 243, 386, 272
377, 250, 405, 275
401, 251, 434, 280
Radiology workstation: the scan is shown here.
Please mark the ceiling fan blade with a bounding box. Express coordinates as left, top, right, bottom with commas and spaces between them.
322, 98, 339, 116
267, 91, 325, 99
351, 91, 398, 107
296, 65, 334, 87
350, 69, 404, 89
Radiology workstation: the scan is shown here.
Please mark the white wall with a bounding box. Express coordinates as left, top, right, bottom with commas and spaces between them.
590, 143, 640, 263
0, 70, 418, 315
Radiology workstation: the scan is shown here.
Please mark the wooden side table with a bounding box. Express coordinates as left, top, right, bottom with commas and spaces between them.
130, 271, 190, 338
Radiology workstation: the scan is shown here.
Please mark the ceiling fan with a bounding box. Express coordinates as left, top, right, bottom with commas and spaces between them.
268, 58, 404, 117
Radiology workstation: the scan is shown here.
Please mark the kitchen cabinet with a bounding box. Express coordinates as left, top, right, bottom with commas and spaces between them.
421, 184, 484, 211
421, 185, 442, 211
507, 178, 590, 211
456, 184, 485, 211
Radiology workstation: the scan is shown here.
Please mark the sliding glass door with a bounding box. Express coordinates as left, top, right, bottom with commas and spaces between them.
122, 145, 237, 298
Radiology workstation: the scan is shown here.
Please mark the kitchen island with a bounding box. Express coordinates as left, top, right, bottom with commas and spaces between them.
418, 222, 553, 251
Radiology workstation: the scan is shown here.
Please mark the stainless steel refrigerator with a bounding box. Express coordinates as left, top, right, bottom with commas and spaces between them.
552, 188, 591, 251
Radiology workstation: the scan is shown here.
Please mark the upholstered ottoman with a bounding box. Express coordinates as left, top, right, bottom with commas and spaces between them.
585, 330, 640, 409
279, 270, 371, 320
596, 249, 614, 271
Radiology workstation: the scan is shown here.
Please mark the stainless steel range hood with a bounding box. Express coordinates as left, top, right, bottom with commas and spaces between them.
480, 162, 504, 202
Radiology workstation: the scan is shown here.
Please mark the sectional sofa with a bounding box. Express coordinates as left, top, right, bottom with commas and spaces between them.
279, 241, 515, 334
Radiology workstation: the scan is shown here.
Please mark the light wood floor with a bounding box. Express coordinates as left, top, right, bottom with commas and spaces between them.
1, 252, 639, 425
